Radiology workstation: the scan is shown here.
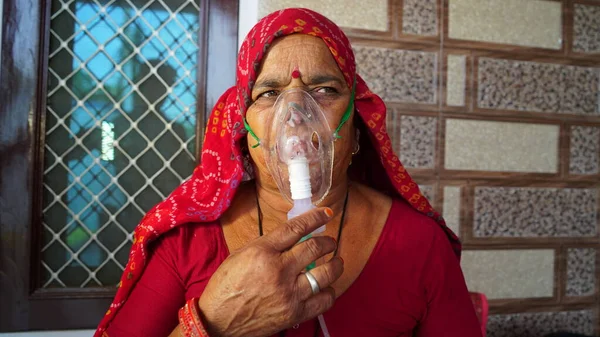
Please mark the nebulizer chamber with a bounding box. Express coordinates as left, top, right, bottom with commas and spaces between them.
263, 89, 335, 231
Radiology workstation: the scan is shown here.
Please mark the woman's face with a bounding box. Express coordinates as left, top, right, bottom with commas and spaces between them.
245, 34, 355, 194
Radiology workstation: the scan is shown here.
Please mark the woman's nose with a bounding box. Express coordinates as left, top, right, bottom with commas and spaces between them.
287, 76, 306, 89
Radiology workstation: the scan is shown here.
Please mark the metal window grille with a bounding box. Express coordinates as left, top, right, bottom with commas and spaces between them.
42, 0, 200, 287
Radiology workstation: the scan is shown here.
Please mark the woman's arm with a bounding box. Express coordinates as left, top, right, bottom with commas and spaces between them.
105, 232, 186, 337
415, 228, 483, 337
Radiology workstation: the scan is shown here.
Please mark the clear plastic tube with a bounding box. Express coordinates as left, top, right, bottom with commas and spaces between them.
318, 314, 331, 337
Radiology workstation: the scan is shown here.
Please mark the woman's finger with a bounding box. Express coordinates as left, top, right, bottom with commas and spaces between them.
261, 207, 333, 252
295, 257, 343, 300
297, 287, 336, 323
283, 236, 337, 273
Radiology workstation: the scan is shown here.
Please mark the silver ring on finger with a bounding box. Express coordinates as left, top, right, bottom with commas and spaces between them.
304, 270, 320, 295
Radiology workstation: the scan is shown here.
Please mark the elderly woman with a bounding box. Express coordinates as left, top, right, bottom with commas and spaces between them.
95, 8, 481, 337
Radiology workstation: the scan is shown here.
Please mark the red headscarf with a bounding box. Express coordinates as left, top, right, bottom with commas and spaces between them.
94, 8, 460, 336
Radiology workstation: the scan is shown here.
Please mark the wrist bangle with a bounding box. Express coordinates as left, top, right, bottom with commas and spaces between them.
178, 297, 209, 337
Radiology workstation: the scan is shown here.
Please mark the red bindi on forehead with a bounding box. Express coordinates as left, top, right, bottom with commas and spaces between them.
291, 65, 300, 79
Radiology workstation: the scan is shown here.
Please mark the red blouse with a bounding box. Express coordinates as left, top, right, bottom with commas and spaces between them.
105, 199, 482, 337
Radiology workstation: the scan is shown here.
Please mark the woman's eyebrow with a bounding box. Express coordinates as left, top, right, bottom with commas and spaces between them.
253, 74, 344, 91
254, 77, 283, 91
308, 74, 344, 86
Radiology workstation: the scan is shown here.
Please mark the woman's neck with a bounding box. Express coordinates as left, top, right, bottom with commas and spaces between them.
255, 177, 350, 235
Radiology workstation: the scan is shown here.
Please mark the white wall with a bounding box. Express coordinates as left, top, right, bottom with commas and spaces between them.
238, 0, 259, 49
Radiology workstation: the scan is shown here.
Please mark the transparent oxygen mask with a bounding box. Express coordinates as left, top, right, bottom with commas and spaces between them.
262, 89, 335, 227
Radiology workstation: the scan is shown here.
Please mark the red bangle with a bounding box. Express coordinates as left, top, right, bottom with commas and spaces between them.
178, 298, 209, 337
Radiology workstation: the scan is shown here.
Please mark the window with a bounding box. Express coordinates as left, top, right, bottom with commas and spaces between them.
43, 0, 200, 289
0, 0, 238, 331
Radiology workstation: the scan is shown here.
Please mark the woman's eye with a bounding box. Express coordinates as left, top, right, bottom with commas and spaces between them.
314, 87, 338, 94
257, 90, 279, 99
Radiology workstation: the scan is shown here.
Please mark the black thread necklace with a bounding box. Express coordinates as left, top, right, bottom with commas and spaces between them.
256, 189, 349, 337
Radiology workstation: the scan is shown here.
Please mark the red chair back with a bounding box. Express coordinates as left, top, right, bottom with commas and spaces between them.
469, 292, 488, 337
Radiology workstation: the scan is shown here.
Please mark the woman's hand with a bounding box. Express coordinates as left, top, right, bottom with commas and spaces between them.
198, 208, 344, 337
